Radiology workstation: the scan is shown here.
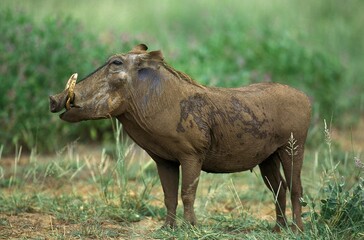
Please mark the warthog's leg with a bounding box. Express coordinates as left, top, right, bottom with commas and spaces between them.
150, 153, 180, 228
278, 145, 304, 232
259, 153, 288, 231
180, 157, 203, 225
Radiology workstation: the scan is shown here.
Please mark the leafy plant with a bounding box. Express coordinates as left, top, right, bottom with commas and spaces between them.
301, 122, 364, 239
302, 177, 364, 239
0, 9, 112, 153
320, 178, 364, 232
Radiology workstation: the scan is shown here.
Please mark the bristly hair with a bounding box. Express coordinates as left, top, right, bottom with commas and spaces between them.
141, 49, 204, 88
161, 61, 204, 88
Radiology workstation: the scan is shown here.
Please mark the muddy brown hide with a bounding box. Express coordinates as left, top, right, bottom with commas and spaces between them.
49, 44, 311, 231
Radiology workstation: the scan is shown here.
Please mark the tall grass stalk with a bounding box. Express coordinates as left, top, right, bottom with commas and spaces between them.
24, 148, 39, 183
313, 151, 319, 182
323, 118, 342, 190
112, 119, 127, 191
264, 176, 286, 228
0, 145, 3, 160
98, 148, 111, 201
83, 146, 113, 201
9, 146, 22, 188
324, 119, 333, 170
228, 178, 245, 217
70, 155, 85, 181
285, 132, 298, 223
0, 145, 3, 181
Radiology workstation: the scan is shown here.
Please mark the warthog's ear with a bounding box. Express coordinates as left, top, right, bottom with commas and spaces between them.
130, 44, 148, 53
148, 50, 164, 61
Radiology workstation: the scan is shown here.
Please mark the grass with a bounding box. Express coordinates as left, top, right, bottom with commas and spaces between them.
0, 120, 363, 239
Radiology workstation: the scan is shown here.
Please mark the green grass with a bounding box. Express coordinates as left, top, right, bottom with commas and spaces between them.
0, 121, 363, 239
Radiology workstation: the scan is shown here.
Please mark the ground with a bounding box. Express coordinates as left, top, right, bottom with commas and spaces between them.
0, 119, 363, 239
0, 143, 280, 239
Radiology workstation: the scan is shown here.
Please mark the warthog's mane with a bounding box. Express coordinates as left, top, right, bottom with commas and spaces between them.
162, 62, 203, 88
140, 53, 204, 89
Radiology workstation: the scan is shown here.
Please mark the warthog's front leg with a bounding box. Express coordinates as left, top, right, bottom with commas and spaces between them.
180, 157, 203, 225
150, 153, 180, 228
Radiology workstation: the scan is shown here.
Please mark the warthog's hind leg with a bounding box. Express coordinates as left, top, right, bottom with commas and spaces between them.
259, 153, 288, 231
278, 143, 305, 232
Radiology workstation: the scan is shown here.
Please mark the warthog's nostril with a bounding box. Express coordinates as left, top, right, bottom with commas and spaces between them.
49, 93, 68, 113
49, 95, 59, 113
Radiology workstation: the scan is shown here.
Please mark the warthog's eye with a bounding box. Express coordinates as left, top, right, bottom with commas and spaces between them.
112, 59, 123, 65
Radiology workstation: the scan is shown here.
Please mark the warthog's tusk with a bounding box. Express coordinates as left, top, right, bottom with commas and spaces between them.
65, 73, 78, 110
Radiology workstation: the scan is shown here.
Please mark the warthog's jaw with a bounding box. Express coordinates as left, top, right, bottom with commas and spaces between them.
59, 105, 83, 123
60, 106, 111, 123
54, 97, 105, 123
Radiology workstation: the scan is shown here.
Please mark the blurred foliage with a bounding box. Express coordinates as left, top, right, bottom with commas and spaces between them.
1, 0, 363, 153
0, 9, 112, 153
172, 25, 344, 119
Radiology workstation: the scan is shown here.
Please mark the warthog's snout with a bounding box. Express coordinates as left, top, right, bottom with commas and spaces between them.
49, 91, 68, 113
50, 73, 78, 113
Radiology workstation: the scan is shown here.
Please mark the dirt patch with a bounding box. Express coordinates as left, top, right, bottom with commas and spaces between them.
0, 212, 61, 239
4, 213, 127, 239
0, 212, 163, 239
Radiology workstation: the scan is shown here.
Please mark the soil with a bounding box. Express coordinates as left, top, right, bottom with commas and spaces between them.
0, 212, 161, 239
0, 144, 276, 239
1, 118, 363, 239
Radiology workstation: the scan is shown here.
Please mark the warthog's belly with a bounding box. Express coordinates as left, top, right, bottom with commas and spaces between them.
201, 145, 277, 173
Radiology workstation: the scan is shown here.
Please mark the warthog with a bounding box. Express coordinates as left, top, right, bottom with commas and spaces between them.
50, 44, 311, 231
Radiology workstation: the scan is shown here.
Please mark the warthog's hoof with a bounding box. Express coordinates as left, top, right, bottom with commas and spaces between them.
272, 224, 283, 233
290, 224, 304, 233
272, 224, 304, 233
160, 222, 177, 230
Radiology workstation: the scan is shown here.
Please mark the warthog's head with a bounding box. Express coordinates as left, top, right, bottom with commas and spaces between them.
49, 44, 163, 122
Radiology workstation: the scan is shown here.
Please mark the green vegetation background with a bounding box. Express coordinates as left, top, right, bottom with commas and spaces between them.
1, 0, 363, 153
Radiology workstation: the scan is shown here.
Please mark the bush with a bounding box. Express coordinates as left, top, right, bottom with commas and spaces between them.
301, 145, 364, 240
171, 24, 344, 122
302, 177, 364, 239
320, 178, 364, 231
0, 9, 112, 153
0, 7, 350, 153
